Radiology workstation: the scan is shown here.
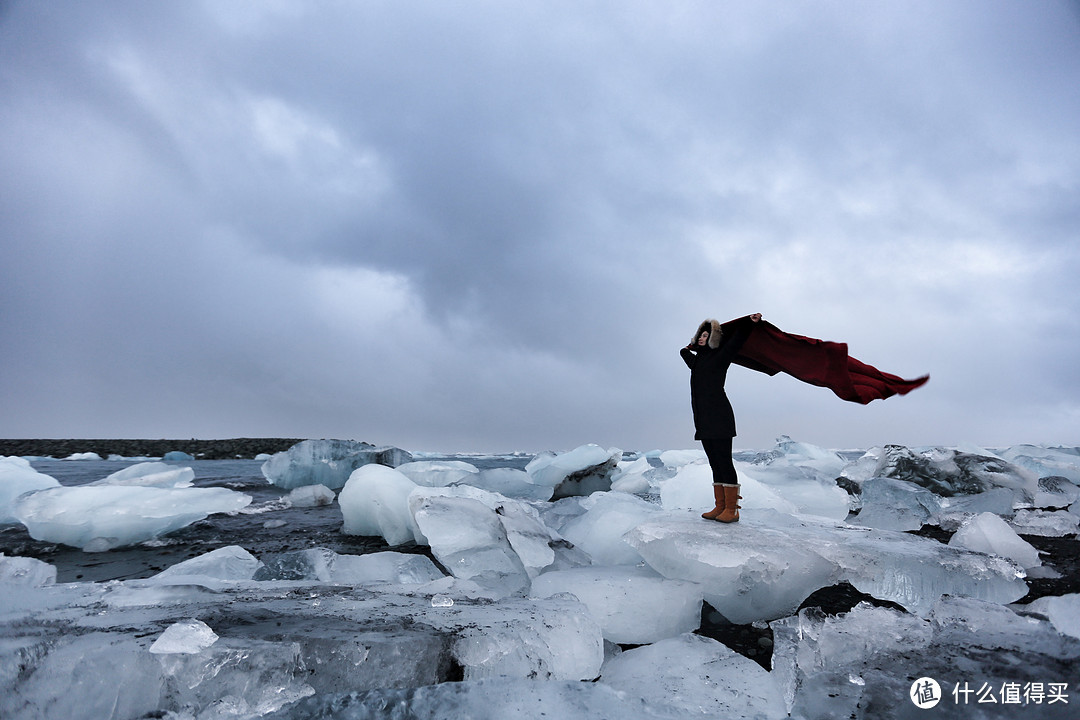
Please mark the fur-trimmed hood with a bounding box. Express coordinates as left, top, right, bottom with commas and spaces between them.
692, 318, 723, 349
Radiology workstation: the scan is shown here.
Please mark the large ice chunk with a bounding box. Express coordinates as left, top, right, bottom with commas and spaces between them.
525, 444, 621, 499
659, 462, 798, 515
410, 491, 530, 598
261, 439, 412, 490
0, 456, 60, 524
771, 597, 1080, 719
865, 444, 1036, 498
331, 551, 445, 585
1009, 508, 1080, 537
1032, 475, 1080, 509
267, 678, 662, 720
531, 565, 702, 644
411, 485, 587, 583
149, 619, 220, 654
853, 476, 941, 531
999, 444, 1080, 484
599, 633, 786, 719
0, 554, 57, 586
625, 510, 1028, 623
396, 459, 479, 487
468, 467, 554, 501
1024, 593, 1080, 640
286, 483, 336, 507
557, 491, 661, 565
152, 545, 263, 583
91, 461, 194, 488
11, 485, 252, 551
948, 511, 1042, 568
338, 464, 420, 545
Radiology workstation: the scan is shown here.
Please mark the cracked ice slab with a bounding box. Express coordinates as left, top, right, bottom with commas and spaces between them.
624, 509, 1028, 624
0, 579, 604, 720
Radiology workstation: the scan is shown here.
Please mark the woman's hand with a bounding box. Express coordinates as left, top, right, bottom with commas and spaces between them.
750, 313, 762, 322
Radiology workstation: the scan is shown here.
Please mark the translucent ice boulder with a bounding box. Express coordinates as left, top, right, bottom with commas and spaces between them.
468, 467, 553, 501
0, 456, 59, 524
771, 597, 1080, 719
286, 483, 336, 507
149, 619, 219, 655
0, 554, 57, 586
599, 633, 786, 719
999, 444, 1080, 484
338, 464, 420, 546
91, 461, 194, 488
625, 510, 1028, 623
11, 485, 252, 551
261, 439, 412, 490
948, 511, 1042, 568
409, 491, 531, 598
1024, 593, 1080, 640
659, 462, 798, 516
1009, 508, 1080, 537
152, 545, 263, 584
531, 565, 702, 644
395, 460, 479, 487
525, 444, 621, 499
853, 476, 941, 531
557, 491, 661, 565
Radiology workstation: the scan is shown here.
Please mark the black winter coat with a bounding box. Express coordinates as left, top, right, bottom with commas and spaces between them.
681, 321, 752, 440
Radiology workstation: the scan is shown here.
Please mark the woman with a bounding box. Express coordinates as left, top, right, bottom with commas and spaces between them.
680, 313, 762, 523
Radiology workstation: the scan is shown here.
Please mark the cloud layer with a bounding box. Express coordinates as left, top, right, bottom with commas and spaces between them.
2, 1, 1078, 452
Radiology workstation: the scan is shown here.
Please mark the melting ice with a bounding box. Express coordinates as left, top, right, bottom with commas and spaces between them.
1, 437, 1078, 719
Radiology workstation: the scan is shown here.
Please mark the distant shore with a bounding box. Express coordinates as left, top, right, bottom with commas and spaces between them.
0, 438, 306, 460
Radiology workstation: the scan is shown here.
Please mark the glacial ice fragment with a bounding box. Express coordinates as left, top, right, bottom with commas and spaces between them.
92, 461, 194, 488
525, 444, 621, 499
599, 633, 786, 719
626, 510, 1028, 623
771, 598, 1080, 719
286, 482, 336, 507
0, 554, 57, 586
11, 485, 252, 551
338, 463, 420, 545
531, 565, 702, 644
0, 456, 59, 525
396, 459, 479, 487
557, 491, 661, 566
149, 618, 219, 654
261, 439, 412, 490
853, 476, 941, 531
948, 511, 1042, 568
152, 545, 263, 583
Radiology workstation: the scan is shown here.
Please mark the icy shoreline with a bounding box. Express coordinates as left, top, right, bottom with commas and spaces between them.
2, 438, 1079, 719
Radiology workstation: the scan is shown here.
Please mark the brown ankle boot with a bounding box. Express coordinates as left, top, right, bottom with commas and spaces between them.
701, 483, 726, 520
715, 484, 741, 523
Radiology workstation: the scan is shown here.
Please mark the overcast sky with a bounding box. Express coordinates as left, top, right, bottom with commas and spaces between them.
2, 1, 1078, 453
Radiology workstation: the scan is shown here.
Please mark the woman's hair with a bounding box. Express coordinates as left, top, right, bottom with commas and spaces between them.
692, 319, 723, 349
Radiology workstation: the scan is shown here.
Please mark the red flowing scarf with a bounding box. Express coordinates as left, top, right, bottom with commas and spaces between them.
721, 316, 929, 404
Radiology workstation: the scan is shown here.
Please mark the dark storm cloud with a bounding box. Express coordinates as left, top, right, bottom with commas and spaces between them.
1, 1, 1078, 451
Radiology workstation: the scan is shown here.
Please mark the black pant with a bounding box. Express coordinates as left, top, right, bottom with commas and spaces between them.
701, 437, 738, 485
